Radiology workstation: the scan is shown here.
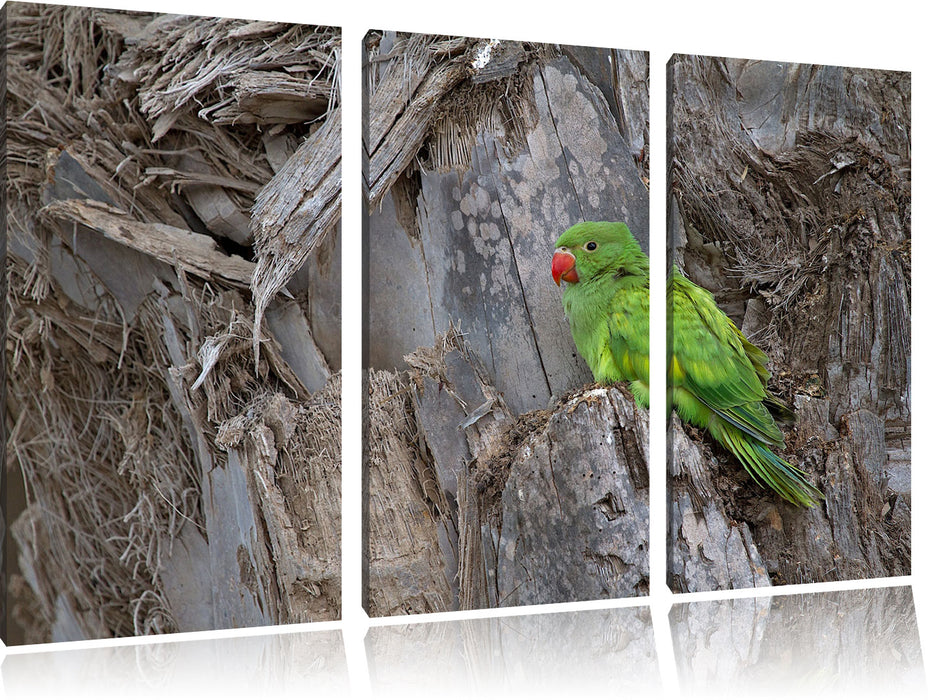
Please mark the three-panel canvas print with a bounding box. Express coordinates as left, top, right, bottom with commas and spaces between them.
2, 2, 911, 649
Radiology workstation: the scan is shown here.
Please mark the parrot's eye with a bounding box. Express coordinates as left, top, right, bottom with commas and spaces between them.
585, 241, 598, 251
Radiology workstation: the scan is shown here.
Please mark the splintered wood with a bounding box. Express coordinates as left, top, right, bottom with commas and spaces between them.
39, 199, 257, 287
363, 33, 545, 209
251, 106, 341, 367
5, 4, 341, 642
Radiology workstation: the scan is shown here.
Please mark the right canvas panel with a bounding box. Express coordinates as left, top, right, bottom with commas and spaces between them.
666, 55, 910, 591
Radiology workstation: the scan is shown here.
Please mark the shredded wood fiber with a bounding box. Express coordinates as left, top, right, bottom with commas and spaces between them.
364, 32, 546, 211
5, 4, 341, 641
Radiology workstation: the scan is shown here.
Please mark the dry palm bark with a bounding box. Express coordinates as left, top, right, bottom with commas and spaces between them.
364, 33, 650, 615
667, 55, 910, 591
3, 4, 341, 643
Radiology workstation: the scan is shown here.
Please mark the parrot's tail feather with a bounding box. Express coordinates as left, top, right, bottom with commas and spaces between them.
764, 392, 796, 425
719, 426, 824, 508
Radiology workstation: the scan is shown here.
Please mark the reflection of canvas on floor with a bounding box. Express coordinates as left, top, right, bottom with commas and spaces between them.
672, 586, 923, 693
364, 32, 650, 615
667, 55, 911, 591
3, 3, 342, 644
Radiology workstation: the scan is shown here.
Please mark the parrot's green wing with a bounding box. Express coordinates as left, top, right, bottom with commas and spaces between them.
669, 270, 823, 507
608, 283, 650, 406
669, 273, 784, 446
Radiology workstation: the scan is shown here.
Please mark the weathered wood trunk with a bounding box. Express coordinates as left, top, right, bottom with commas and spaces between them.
3, 5, 341, 643
667, 55, 910, 591
364, 33, 650, 615
366, 330, 650, 614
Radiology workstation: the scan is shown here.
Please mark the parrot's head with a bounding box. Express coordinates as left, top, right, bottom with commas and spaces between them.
552, 221, 647, 286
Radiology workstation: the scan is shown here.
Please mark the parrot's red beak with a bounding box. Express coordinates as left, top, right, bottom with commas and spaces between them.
552, 250, 578, 286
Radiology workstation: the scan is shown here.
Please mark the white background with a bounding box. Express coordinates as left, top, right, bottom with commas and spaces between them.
2, 1, 931, 698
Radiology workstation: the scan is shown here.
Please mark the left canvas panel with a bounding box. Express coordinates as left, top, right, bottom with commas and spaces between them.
2, 3, 341, 644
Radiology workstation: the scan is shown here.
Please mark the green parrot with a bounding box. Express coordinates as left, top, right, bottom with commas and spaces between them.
552, 221, 823, 508
552, 221, 650, 408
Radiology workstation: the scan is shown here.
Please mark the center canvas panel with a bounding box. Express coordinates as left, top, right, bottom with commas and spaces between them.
363, 32, 650, 615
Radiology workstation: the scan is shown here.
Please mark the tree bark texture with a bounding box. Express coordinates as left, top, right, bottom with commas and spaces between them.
366, 329, 649, 615
365, 34, 649, 416
3, 6, 341, 643
667, 55, 910, 591
364, 33, 650, 615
